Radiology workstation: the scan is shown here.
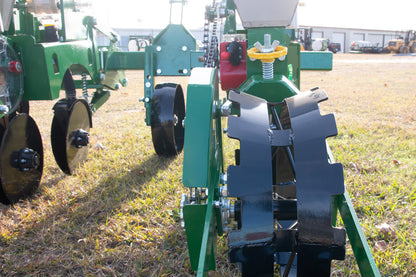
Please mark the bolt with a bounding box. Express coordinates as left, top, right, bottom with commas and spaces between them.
272, 40, 280, 50
221, 100, 232, 116
182, 46, 187, 51
156, 46, 162, 51
145, 82, 151, 88
254, 41, 263, 52
0, 105, 9, 114
173, 114, 178, 126
183, 69, 188, 74
264, 34, 271, 49
220, 173, 228, 185
156, 69, 162, 74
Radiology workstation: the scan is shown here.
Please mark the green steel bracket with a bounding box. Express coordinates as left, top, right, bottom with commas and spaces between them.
223, 0, 237, 35
183, 199, 217, 274
182, 67, 224, 275
337, 192, 381, 276
300, 51, 333, 70
10, 35, 94, 101
104, 23, 204, 126
143, 45, 154, 126
328, 144, 380, 276
103, 24, 205, 126
182, 67, 223, 189
105, 51, 145, 70
238, 74, 298, 103
83, 16, 127, 90
90, 90, 111, 113
152, 24, 203, 76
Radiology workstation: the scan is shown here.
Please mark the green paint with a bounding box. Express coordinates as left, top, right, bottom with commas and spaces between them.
10, 35, 94, 101
300, 51, 333, 70
183, 204, 216, 271
337, 193, 381, 276
182, 68, 223, 275
238, 74, 298, 103
152, 24, 203, 76
182, 68, 222, 189
90, 90, 110, 113
143, 45, 154, 126
105, 51, 146, 70
246, 28, 301, 88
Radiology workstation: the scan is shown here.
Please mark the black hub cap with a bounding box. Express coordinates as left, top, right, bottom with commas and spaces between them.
10, 148, 41, 171
70, 129, 89, 148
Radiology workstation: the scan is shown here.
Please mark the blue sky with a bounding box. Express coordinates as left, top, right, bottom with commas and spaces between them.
93, 0, 415, 31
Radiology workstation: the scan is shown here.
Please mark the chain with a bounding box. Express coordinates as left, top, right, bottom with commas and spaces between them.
203, 0, 219, 68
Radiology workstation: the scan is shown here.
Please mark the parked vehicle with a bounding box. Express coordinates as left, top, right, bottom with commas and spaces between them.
328, 42, 341, 53
386, 30, 416, 53
311, 38, 329, 51
350, 41, 383, 53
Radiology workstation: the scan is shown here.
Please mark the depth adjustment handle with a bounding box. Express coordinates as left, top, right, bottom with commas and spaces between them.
247, 34, 288, 79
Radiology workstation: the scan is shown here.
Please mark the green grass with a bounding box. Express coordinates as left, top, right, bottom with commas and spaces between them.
307, 54, 416, 276
0, 55, 415, 276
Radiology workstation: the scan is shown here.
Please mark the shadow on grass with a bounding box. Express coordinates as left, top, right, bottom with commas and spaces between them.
0, 153, 180, 275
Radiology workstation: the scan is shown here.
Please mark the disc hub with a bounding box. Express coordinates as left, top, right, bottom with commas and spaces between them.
71, 129, 89, 148
10, 148, 40, 172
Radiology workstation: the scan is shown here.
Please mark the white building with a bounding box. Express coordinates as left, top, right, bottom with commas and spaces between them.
300, 26, 407, 53
102, 26, 407, 53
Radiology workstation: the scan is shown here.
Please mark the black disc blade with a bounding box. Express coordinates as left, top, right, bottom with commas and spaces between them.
0, 114, 43, 204
51, 100, 69, 174
51, 99, 91, 175
151, 83, 185, 157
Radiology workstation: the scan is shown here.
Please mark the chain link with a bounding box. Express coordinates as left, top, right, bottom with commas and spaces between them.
203, 0, 219, 68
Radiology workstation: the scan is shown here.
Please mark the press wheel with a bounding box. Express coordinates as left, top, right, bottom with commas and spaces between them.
0, 114, 43, 204
151, 83, 185, 156
51, 99, 92, 175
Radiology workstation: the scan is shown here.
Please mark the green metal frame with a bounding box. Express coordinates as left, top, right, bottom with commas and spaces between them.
182, 67, 223, 274
2, 0, 126, 118
106, 23, 203, 126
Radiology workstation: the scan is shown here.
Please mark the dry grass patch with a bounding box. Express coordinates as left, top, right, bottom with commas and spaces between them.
0, 54, 415, 276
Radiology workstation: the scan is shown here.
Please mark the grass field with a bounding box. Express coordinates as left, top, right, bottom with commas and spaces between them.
0, 53, 415, 276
